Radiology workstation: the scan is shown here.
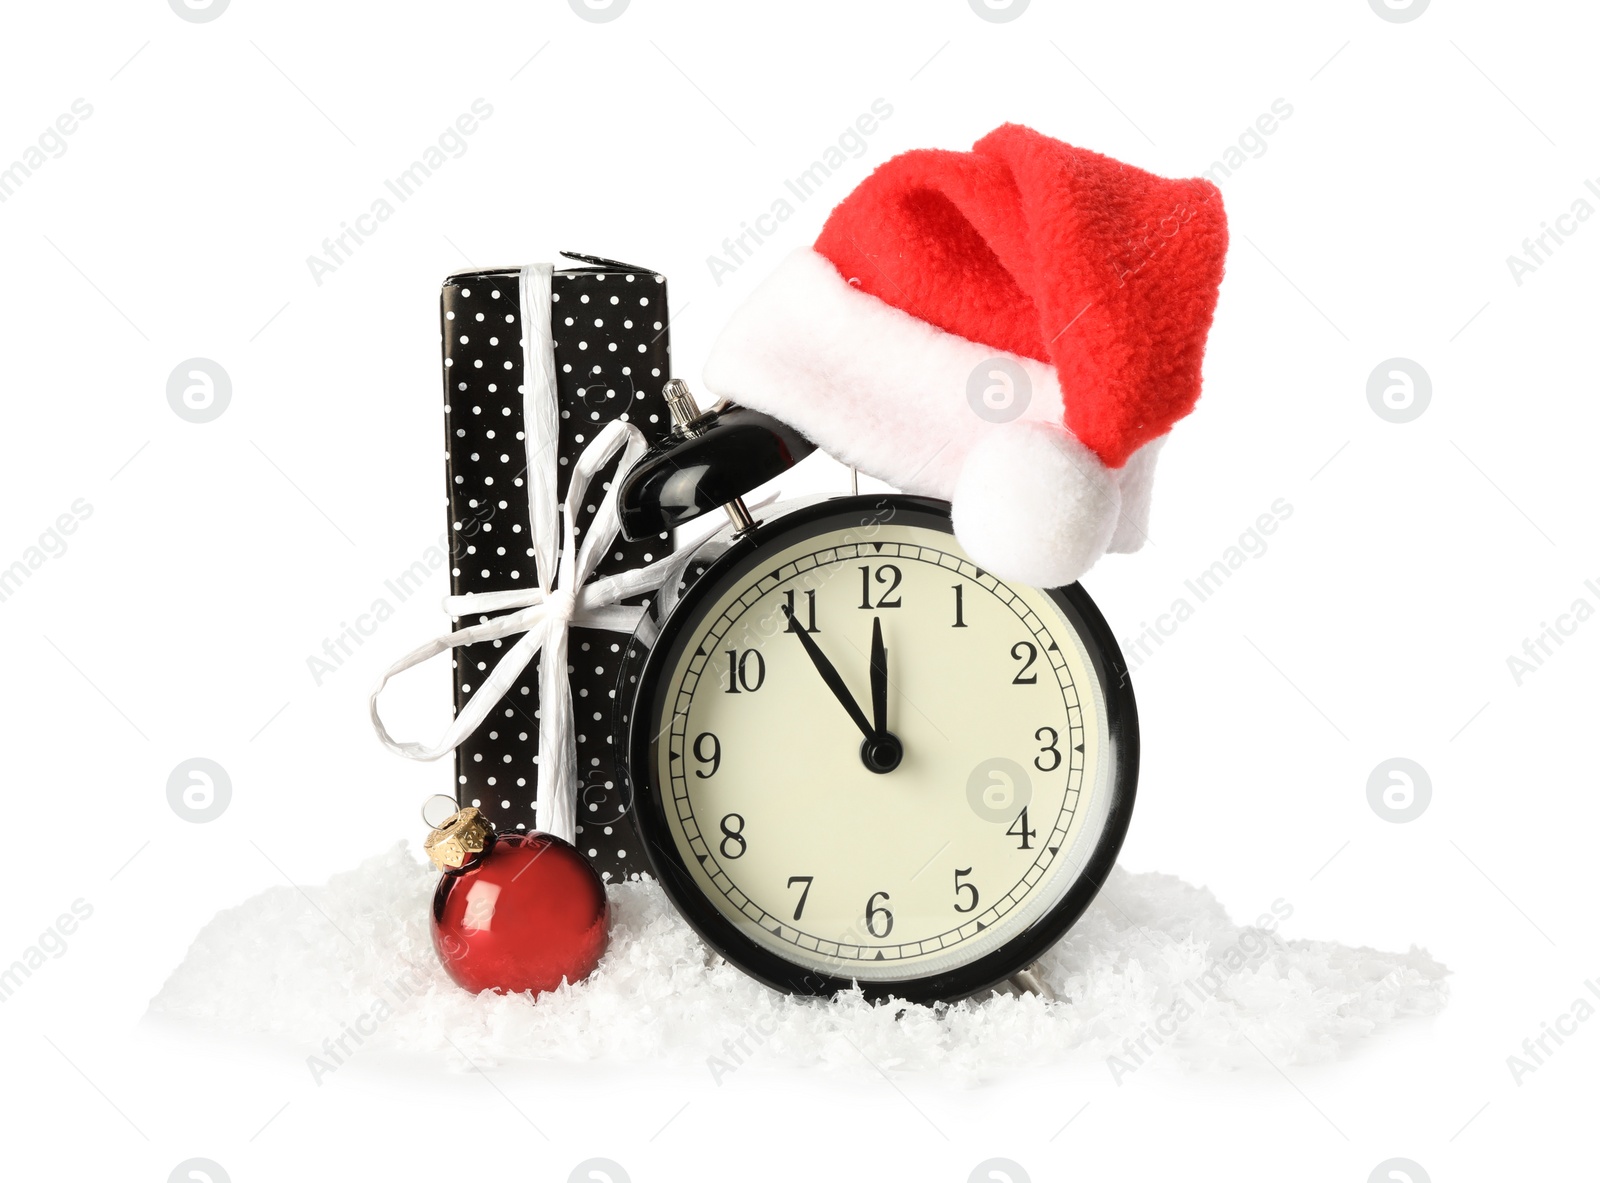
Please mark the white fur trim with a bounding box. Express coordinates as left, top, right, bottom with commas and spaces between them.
704, 249, 1064, 497
1107, 436, 1162, 554
702, 247, 1161, 581
951, 422, 1120, 588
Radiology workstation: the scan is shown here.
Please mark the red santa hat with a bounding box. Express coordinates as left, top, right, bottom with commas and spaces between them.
702, 123, 1229, 588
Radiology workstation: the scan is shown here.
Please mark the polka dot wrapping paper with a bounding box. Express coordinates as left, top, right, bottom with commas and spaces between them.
439, 256, 675, 879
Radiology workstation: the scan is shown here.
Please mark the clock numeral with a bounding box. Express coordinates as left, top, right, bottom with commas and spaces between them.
692, 732, 721, 778
786, 875, 814, 921
1007, 806, 1038, 850
953, 867, 980, 914
864, 890, 894, 938
1034, 726, 1061, 772
783, 589, 818, 634
718, 813, 747, 859
951, 584, 968, 628
858, 564, 903, 609
723, 648, 767, 694
1011, 640, 1039, 684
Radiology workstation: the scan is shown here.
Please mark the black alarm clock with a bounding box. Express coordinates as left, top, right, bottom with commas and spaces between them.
615, 381, 1138, 1004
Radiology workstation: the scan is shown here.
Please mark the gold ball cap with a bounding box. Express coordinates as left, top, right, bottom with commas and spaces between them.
424, 806, 491, 871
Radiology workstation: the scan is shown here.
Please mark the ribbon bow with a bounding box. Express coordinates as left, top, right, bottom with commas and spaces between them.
370, 418, 690, 841
371, 263, 691, 844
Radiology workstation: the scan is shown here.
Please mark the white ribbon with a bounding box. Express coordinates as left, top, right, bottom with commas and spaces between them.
371, 263, 803, 842
371, 263, 694, 843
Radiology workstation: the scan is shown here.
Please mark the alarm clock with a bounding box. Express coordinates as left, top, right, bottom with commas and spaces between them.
615, 381, 1138, 1003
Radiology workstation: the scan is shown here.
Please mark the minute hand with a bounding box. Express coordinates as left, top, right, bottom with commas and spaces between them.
780, 605, 875, 742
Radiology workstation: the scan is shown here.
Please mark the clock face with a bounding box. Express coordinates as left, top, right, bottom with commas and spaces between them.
625, 497, 1136, 1002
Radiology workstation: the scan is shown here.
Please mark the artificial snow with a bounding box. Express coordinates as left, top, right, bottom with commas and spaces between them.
148, 843, 1448, 1078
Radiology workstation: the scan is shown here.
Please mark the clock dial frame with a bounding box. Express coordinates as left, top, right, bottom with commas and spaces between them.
623, 496, 1137, 1003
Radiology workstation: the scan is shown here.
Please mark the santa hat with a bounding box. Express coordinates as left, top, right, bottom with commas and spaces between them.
702, 123, 1229, 588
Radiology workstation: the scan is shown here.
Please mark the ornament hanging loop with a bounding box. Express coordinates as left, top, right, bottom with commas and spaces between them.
421, 794, 463, 831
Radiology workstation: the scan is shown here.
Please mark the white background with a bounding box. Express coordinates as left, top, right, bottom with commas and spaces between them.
2, 0, 1595, 1179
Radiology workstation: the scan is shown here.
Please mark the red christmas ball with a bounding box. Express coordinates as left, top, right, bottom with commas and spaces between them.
429, 818, 609, 996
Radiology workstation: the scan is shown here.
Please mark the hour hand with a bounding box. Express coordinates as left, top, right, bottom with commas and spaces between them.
861, 617, 902, 773
780, 603, 875, 742
870, 616, 888, 738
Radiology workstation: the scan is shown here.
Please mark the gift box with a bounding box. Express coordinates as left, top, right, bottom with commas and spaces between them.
439, 254, 674, 879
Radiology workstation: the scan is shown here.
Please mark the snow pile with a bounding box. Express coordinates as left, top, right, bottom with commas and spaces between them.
148, 844, 1447, 1078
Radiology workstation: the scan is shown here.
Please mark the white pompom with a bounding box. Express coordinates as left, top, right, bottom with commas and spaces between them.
951, 421, 1120, 588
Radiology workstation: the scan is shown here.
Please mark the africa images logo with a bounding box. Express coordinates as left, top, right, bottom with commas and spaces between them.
1368, 0, 1429, 21
0, 499, 93, 605
0, 99, 93, 205
969, 0, 1030, 22
167, 358, 231, 423
306, 100, 495, 287
569, 0, 630, 21
169, 0, 229, 21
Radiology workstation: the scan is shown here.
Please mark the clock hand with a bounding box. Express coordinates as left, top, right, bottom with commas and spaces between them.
870, 616, 888, 738
780, 603, 875, 743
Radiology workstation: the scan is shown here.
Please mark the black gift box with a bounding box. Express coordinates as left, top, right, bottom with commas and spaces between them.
439, 255, 673, 879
